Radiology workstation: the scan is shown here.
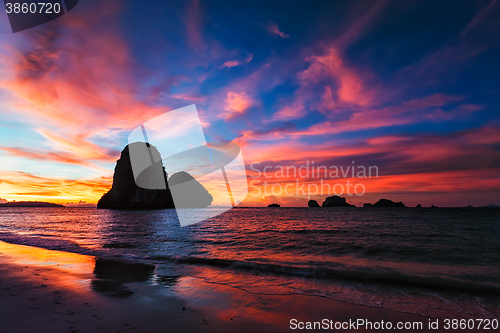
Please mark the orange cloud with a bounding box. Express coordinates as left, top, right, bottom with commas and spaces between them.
0, 146, 96, 166
221, 91, 254, 120
236, 123, 500, 206
0, 171, 111, 204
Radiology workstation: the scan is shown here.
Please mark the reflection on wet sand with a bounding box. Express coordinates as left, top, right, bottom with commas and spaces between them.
0, 240, 438, 332
0, 241, 217, 332
92, 258, 155, 297
0, 241, 158, 298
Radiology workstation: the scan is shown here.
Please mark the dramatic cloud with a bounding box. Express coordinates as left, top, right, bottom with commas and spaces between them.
301, 47, 374, 106
0, 1, 171, 168
0, 1, 498, 206
273, 45, 375, 121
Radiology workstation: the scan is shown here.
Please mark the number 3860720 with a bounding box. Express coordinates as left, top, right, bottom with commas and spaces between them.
5, 3, 62, 14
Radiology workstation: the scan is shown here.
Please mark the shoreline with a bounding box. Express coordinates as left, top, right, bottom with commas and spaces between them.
0, 240, 442, 332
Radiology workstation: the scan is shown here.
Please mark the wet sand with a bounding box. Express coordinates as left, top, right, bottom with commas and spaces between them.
0, 241, 440, 332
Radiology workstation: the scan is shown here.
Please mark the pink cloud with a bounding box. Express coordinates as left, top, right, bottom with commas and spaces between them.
273, 99, 306, 121
171, 93, 207, 102
273, 45, 376, 121
222, 60, 240, 68
460, 0, 499, 38
222, 54, 253, 68
185, 0, 205, 49
266, 21, 290, 39
301, 47, 374, 106
288, 94, 470, 135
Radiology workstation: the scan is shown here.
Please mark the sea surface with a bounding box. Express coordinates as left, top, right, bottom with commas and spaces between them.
0, 207, 499, 319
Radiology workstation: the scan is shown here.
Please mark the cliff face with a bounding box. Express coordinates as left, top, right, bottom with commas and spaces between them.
97, 143, 176, 209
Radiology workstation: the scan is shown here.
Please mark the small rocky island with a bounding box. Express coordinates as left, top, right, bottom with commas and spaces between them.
268, 203, 281, 207
308, 200, 320, 207
97, 143, 213, 209
0, 201, 64, 208
322, 195, 355, 207
363, 198, 405, 208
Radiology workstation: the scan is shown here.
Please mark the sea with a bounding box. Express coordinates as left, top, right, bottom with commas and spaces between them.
0, 207, 499, 319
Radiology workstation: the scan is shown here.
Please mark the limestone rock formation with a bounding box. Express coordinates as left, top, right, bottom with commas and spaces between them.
97, 143, 212, 209
322, 196, 355, 207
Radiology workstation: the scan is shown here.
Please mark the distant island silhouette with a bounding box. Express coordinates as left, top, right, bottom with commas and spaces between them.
308, 200, 320, 207
0, 201, 64, 208
364, 199, 406, 208
97, 143, 213, 209
268, 203, 280, 207
322, 196, 355, 207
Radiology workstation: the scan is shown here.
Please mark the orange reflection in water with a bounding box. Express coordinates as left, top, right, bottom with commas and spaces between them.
174, 275, 290, 329
0, 241, 96, 276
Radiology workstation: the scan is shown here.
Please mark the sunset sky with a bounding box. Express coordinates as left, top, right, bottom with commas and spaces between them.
0, 0, 499, 207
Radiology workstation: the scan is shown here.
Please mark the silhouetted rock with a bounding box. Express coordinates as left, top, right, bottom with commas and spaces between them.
482, 204, 500, 208
308, 200, 320, 207
371, 198, 405, 208
466, 205, 474, 208
416, 204, 422, 208
268, 203, 280, 207
97, 143, 212, 209
0, 201, 64, 208
322, 196, 355, 207
431, 205, 438, 208
363, 203, 373, 208
167, 171, 213, 208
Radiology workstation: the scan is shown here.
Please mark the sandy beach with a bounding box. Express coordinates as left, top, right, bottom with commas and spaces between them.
0, 240, 443, 333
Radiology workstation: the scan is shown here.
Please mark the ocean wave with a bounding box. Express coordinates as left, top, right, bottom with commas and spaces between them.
2, 231, 499, 296
148, 254, 500, 295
